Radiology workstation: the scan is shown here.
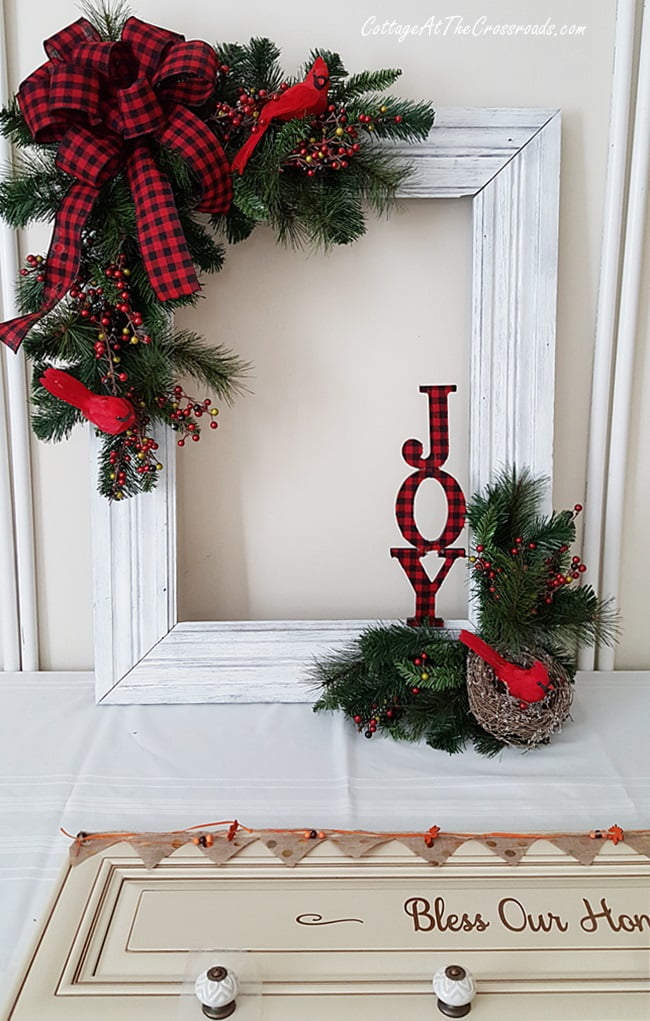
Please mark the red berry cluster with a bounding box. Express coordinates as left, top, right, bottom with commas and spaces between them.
353, 697, 399, 739
470, 544, 503, 598
412, 650, 430, 687
470, 504, 588, 608
284, 103, 403, 176
70, 256, 152, 390
210, 78, 291, 143
161, 385, 220, 447
19, 253, 45, 281
107, 429, 163, 500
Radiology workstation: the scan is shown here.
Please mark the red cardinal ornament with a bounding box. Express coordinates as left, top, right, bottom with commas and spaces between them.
458, 630, 553, 703
40, 368, 137, 435
231, 57, 330, 174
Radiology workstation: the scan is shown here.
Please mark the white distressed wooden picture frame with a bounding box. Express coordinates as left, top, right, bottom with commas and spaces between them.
92, 107, 561, 705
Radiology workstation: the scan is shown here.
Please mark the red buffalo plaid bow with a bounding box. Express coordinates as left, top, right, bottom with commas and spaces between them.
0, 17, 232, 352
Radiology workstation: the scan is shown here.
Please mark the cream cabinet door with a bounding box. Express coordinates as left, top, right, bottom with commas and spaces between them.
7, 840, 650, 1020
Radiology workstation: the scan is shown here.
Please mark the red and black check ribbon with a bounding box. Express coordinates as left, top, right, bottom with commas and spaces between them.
1, 17, 232, 352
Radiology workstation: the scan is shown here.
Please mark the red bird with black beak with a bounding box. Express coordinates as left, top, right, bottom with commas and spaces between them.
40, 368, 137, 435
459, 630, 553, 703
231, 57, 330, 174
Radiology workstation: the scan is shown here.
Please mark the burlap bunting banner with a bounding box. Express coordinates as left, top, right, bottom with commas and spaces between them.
67, 826, 650, 870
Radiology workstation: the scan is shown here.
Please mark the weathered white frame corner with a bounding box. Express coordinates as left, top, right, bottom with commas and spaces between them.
92, 107, 561, 705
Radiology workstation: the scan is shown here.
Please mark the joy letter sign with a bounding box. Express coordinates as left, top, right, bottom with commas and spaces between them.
391, 385, 466, 625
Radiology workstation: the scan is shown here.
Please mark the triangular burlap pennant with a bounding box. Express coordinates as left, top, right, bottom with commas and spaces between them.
201, 833, 258, 865
130, 834, 174, 869
398, 835, 464, 866
480, 836, 536, 865
329, 835, 392, 858
260, 833, 326, 866
69, 835, 123, 865
551, 836, 605, 865
620, 834, 650, 859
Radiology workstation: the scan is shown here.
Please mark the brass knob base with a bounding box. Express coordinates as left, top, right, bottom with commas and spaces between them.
201, 1002, 236, 1019
436, 1001, 471, 1018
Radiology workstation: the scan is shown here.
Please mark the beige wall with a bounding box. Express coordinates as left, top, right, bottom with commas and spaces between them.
5, 0, 648, 668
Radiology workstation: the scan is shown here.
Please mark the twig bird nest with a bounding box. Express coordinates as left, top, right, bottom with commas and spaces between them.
466, 650, 573, 748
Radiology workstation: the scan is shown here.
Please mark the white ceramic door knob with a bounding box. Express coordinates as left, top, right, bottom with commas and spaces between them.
432, 964, 476, 1017
195, 965, 239, 1018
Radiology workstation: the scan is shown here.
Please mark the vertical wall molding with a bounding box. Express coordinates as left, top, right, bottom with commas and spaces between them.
580, 0, 638, 670
598, 0, 650, 670
0, 0, 39, 670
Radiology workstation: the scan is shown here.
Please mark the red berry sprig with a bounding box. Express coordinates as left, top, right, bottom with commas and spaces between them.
469, 503, 589, 608
352, 695, 401, 738
468, 545, 502, 599
282, 102, 404, 177
412, 650, 430, 683
161, 385, 220, 447
107, 424, 163, 500
20, 253, 46, 281
209, 78, 291, 144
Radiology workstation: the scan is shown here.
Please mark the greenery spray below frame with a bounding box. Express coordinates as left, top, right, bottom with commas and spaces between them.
313, 468, 618, 756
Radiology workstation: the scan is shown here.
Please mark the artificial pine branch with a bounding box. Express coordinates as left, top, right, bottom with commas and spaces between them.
337, 69, 403, 101
312, 623, 501, 755
0, 154, 68, 228
78, 0, 132, 40
31, 383, 83, 442
347, 96, 435, 141
466, 467, 619, 661
212, 204, 257, 245
232, 37, 285, 93
176, 212, 226, 275
157, 330, 250, 403
0, 99, 36, 148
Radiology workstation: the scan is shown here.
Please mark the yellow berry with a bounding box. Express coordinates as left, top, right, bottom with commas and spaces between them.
309, 136, 316, 143
130, 336, 139, 345
380, 105, 387, 113
210, 408, 219, 416
109, 472, 116, 480
421, 672, 429, 681
113, 355, 121, 364
335, 126, 344, 136
156, 463, 163, 471
305, 155, 312, 163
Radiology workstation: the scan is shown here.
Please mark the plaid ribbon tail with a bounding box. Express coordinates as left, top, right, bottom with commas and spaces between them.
159, 108, 232, 215
0, 181, 97, 352
126, 145, 200, 302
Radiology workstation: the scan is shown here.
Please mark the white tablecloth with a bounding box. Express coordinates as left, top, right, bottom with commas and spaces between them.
1, 671, 649, 1010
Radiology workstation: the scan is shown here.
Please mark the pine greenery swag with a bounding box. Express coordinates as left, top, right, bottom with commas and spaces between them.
0, 0, 434, 500
312, 469, 619, 757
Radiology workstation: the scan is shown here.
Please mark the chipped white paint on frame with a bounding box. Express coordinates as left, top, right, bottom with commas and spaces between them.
91, 107, 561, 704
